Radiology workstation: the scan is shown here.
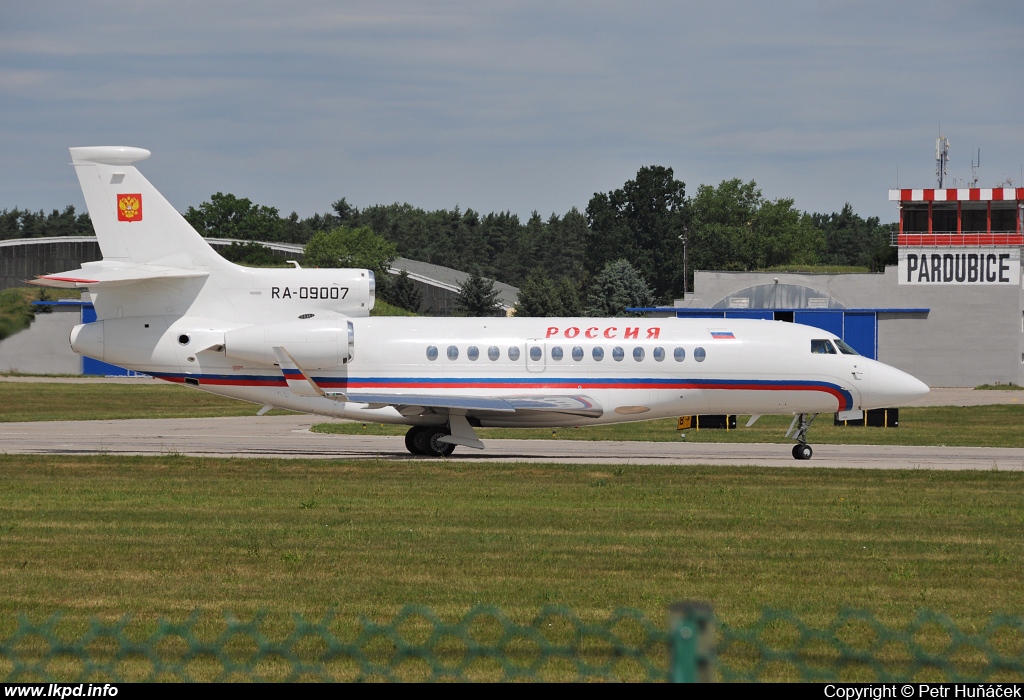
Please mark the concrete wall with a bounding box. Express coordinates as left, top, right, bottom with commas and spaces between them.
1, 238, 101, 290
687, 266, 1024, 388
0, 306, 81, 374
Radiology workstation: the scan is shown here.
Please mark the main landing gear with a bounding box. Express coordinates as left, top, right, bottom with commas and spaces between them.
787, 413, 817, 461
404, 425, 456, 457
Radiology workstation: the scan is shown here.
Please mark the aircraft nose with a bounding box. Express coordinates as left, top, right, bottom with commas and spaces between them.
865, 362, 930, 408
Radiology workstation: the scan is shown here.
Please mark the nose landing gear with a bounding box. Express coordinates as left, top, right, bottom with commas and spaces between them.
787, 413, 817, 460
792, 443, 813, 460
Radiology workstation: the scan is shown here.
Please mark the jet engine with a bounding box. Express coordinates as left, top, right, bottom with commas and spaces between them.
223, 319, 355, 369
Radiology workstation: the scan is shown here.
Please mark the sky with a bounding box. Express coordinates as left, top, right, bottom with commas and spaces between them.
2, 1, 1022, 224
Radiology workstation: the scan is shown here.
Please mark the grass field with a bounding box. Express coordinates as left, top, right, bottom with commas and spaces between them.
2, 384, 1023, 680
0, 382, 294, 422
2, 454, 1022, 635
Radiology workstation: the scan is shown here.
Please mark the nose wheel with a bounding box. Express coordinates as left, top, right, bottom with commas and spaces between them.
792, 443, 813, 460
787, 413, 817, 460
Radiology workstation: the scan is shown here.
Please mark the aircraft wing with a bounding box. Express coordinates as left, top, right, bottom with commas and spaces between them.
339, 393, 603, 418
29, 261, 209, 289
339, 392, 517, 413
272, 346, 603, 418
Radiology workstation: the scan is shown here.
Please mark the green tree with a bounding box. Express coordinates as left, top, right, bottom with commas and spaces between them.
542, 208, 587, 280
868, 231, 898, 272
514, 272, 559, 317
586, 166, 687, 300
515, 272, 584, 317
303, 225, 397, 277
0, 288, 37, 341
485, 211, 529, 285
0, 206, 93, 240
217, 241, 287, 267
381, 269, 422, 313
184, 193, 289, 242
814, 203, 897, 270
554, 276, 584, 317
748, 198, 822, 268
689, 179, 823, 281
584, 259, 654, 317
453, 271, 503, 317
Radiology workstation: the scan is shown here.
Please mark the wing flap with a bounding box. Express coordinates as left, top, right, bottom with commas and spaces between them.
341, 393, 517, 412
505, 395, 603, 418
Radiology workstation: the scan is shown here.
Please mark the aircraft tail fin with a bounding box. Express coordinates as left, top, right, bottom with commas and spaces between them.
69, 147, 227, 270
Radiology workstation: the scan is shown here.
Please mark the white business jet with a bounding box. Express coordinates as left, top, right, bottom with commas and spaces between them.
31, 147, 929, 460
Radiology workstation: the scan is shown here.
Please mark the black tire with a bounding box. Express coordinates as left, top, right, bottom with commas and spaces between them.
412, 426, 434, 455
792, 444, 813, 460
425, 427, 456, 457
405, 426, 428, 455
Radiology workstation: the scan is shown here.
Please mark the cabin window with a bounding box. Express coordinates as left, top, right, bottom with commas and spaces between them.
467, 346, 479, 361
811, 339, 837, 355
592, 347, 604, 361
447, 345, 459, 360
488, 346, 500, 361
508, 346, 521, 361
653, 347, 665, 362
530, 346, 542, 361
633, 347, 645, 361
426, 346, 438, 361
674, 347, 686, 362
834, 338, 860, 356
612, 347, 624, 362
551, 346, 564, 361
572, 346, 584, 361
694, 346, 706, 362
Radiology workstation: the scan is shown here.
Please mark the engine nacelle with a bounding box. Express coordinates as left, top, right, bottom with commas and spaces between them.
70, 316, 176, 367
246, 268, 376, 318
224, 319, 354, 369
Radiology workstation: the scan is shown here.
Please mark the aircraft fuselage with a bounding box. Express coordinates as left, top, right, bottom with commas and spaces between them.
72, 314, 922, 428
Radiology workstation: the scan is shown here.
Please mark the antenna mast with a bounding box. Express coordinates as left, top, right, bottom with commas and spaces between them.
970, 148, 980, 187
935, 135, 950, 188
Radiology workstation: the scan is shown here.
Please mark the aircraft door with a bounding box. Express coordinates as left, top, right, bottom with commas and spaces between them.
525, 339, 546, 373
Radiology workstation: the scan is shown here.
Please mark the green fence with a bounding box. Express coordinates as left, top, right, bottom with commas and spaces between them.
3, 605, 1023, 682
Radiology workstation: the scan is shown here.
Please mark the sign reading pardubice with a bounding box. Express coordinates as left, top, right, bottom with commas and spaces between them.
898, 248, 1020, 285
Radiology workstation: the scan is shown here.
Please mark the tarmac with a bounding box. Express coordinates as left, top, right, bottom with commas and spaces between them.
2, 378, 1023, 470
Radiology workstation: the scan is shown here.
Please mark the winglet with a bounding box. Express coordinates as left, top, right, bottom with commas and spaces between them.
272, 346, 335, 399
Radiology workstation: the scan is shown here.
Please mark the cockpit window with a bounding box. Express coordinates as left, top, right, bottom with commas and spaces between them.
834, 338, 860, 356
811, 339, 837, 354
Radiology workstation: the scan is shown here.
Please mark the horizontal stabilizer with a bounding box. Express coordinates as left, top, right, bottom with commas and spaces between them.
29, 261, 209, 289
